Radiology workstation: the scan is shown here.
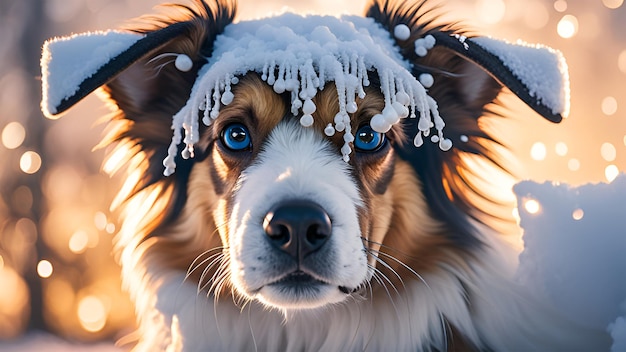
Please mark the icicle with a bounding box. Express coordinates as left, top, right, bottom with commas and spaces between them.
413, 133, 423, 147
161, 14, 454, 175
324, 123, 335, 136
303, 99, 316, 115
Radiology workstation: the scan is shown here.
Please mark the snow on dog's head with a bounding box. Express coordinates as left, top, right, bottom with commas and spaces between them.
40, 0, 583, 350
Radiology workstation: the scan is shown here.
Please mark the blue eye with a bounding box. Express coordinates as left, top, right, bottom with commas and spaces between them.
221, 123, 251, 151
354, 125, 386, 152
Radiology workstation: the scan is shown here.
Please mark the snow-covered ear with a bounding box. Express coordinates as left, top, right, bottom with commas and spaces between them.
41, 22, 198, 118
366, 2, 569, 124
424, 33, 569, 123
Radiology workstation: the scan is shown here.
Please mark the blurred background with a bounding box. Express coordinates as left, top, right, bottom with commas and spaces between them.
0, 0, 624, 349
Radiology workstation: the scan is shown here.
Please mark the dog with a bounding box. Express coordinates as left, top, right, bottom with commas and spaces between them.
40, 0, 609, 350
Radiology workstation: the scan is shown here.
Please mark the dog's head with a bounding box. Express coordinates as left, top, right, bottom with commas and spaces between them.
41, 0, 569, 311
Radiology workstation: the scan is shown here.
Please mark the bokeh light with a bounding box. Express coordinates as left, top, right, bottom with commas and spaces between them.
601, 96, 618, 116
0, 265, 30, 339
530, 142, 547, 161
69, 230, 89, 254
555, 142, 568, 156
37, 260, 53, 279
19, 151, 42, 174
568, 158, 581, 171
619, 50, 626, 74
1, 122, 26, 150
605, 164, 619, 182
572, 208, 584, 220
557, 14, 578, 38
554, 0, 567, 12
601, 142, 617, 162
524, 199, 541, 214
602, 0, 624, 9
77, 296, 107, 333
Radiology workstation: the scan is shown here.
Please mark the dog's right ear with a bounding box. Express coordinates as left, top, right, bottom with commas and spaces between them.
41, 0, 236, 119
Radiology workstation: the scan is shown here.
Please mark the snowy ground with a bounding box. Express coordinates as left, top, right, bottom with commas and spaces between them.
514, 173, 626, 352
1, 175, 624, 351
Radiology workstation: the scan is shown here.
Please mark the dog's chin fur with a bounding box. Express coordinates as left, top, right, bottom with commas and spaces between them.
91, 1, 610, 351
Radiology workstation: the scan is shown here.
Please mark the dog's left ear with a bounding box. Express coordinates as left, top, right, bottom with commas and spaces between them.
366, 0, 569, 124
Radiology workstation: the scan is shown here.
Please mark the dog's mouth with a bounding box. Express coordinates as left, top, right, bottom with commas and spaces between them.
254, 270, 358, 308
272, 270, 322, 287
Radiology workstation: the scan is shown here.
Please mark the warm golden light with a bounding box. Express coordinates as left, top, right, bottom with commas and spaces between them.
602, 0, 624, 9
94, 212, 108, 231
475, 0, 506, 25
105, 223, 116, 234
524, 2, 549, 29
0, 265, 30, 339
601, 96, 618, 116
555, 142, 568, 156
619, 50, 626, 74
0, 255, 4, 271
568, 158, 580, 171
524, 199, 541, 214
19, 151, 42, 174
554, 0, 568, 12
601, 142, 617, 162
557, 14, 578, 39
77, 295, 107, 332
69, 230, 89, 254
572, 208, 584, 220
1, 122, 26, 150
605, 164, 619, 182
37, 260, 53, 278
530, 142, 547, 161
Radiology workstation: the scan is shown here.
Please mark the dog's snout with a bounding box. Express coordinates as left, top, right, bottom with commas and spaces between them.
263, 200, 332, 261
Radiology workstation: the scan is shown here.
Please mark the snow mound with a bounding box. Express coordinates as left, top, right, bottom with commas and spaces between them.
514, 174, 626, 350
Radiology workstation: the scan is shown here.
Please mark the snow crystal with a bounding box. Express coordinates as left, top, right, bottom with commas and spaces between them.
473, 36, 570, 117
41, 30, 142, 117
515, 174, 626, 347
162, 13, 451, 176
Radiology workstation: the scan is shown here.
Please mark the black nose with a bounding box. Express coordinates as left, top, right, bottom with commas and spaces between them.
263, 200, 332, 262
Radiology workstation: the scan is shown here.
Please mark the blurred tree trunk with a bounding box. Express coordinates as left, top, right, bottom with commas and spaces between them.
0, 0, 51, 332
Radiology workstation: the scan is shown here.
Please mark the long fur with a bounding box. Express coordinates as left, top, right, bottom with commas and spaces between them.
94, 1, 608, 350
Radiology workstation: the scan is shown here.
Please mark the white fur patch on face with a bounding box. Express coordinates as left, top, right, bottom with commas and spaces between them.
228, 121, 368, 310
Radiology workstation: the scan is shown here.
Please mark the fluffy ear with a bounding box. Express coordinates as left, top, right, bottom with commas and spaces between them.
366, 0, 570, 246
41, 1, 236, 118
41, 0, 236, 218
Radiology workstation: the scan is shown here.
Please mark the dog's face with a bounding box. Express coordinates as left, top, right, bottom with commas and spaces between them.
40, 0, 569, 316
193, 74, 440, 309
